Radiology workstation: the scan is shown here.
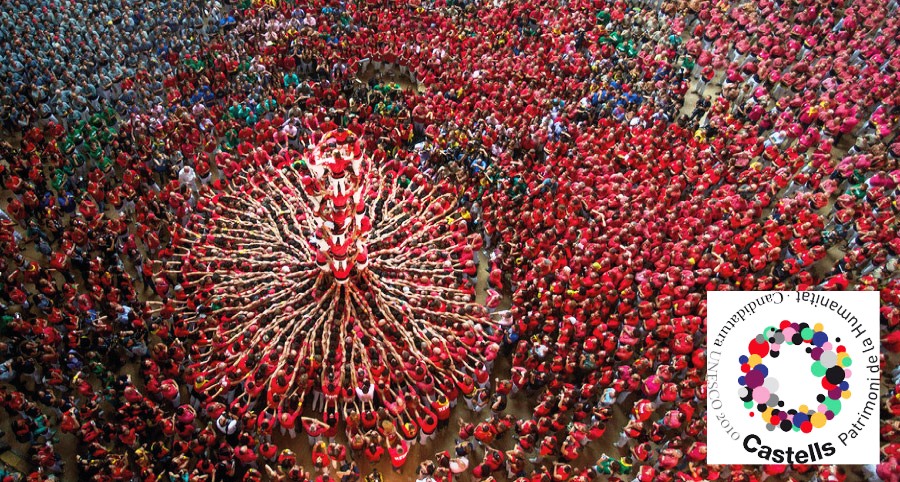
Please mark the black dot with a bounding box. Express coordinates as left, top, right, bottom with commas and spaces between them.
816, 394, 825, 403
788, 409, 797, 415
806, 347, 812, 353
757, 403, 767, 411
771, 409, 780, 417
792, 334, 803, 344
780, 420, 793, 432
835, 337, 841, 342
799, 322, 810, 330
778, 401, 784, 407
825, 366, 845, 384
769, 338, 776, 343
771, 351, 779, 358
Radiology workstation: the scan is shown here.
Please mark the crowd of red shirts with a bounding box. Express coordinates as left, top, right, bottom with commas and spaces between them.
1, 0, 899, 481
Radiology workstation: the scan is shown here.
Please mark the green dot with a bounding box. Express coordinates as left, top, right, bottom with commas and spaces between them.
793, 425, 800, 432
841, 357, 852, 367
811, 362, 826, 377
824, 398, 842, 415
801, 328, 814, 340
744, 401, 754, 409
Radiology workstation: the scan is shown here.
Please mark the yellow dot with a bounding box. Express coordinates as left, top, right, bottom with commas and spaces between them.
748, 354, 762, 367
810, 412, 827, 428
761, 407, 773, 423
814, 323, 824, 332
798, 405, 809, 414
842, 390, 851, 399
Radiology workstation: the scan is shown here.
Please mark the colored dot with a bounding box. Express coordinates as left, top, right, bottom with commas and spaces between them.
800, 327, 814, 340
798, 405, 809, 414
744, 401, 754, 409
811, 361, 826, 377
842, 390, 851, 399
745, 370, 765, 389
840, 356, 852, 368
814, 323, 824, 332
823, 398, 842, 415
837, 345, 846, 353
752, 386, 771, 403
748, 340, 769, 358
749, 412, 755, 417
819, 350, 837, 367
748, 354, 762, 367
739, 355, 749, 364
801, 421, 813, 433
780, 420, 793, 432
810, 412, 827, 428
825, 411, 835, 420
812, 331, 828, 346
825, 366, 845, 384
780, 320, 791, 329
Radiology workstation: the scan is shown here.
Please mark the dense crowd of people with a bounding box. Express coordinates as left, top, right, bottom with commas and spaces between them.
1, 0, 899, 481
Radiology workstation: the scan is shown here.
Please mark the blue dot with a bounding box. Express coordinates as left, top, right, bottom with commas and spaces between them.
839, 381, 849, 390
812, 331, 828, 347
738, 376, 746, 385
756, 364, 768, 377
739, 355, 749, 364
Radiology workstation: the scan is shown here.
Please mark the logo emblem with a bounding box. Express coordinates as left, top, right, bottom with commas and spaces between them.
707, 291, 880, 465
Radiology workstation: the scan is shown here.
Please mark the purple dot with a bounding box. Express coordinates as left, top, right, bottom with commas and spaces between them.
745, 369, 765, 389
811, 347, 823, 360
825, 411, 834, 420
828, 388, 842, 399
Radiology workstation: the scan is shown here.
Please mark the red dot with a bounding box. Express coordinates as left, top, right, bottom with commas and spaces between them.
780, 320, 791, 329
748, 339, 769, 357
749, 412, 755, 417
741, 363, 751, 373
801, 422, 813, 433
837, 345, 846, 353
822, 379, 835, 390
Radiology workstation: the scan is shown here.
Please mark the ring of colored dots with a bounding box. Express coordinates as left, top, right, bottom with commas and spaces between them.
737, 321, 852, 433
